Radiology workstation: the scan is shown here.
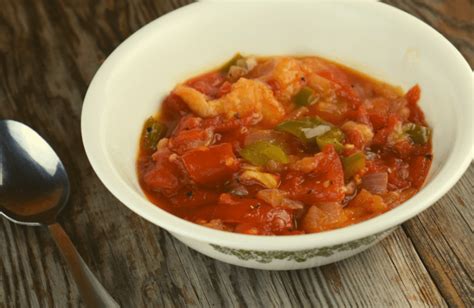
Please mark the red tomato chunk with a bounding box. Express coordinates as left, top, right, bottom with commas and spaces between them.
281, 145, 345, 204
182, 143, 239, 186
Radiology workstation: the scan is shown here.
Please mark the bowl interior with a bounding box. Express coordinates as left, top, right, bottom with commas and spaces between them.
83, 1, 472, 249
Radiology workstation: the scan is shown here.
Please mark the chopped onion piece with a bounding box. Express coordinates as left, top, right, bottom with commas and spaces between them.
240, 170, 280, 188
256, 189, 304, 209
361, 172, 388, 194
245, 57, 258, 71
301, 125, 331, 139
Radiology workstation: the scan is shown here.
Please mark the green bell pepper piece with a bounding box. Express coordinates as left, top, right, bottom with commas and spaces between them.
142, 117, 166, 151
403, 123, 431, 145
342, 152, 366, 179
316, 128, 345, 152
220, 53, 244, 73
293, 86, 317, 106
275, 117, 325, 141
276, 118, 345, 152
240, 141, 289, 166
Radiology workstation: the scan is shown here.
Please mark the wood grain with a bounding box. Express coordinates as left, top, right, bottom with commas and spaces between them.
402, 166, 474, 307
0, 0, 472, 307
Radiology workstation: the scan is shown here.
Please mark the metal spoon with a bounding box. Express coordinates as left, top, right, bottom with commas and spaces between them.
0, 120, 119, 307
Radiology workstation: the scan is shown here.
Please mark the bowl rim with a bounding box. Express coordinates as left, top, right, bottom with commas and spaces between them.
81, 0, 473, 251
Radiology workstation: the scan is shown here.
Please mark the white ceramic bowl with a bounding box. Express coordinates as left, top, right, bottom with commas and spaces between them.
81, 0, 473, 270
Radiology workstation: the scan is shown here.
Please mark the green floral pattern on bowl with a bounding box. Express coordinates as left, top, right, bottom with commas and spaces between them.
211, 231, 388, 263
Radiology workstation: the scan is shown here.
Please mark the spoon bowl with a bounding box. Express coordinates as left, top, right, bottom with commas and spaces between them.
0, 120, 69, 225
0, 120, 118, 307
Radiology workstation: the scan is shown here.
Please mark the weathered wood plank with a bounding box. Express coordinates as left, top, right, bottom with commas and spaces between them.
402, 165, 474, 307
1, 219, 449, 307
0, 0, 472, 307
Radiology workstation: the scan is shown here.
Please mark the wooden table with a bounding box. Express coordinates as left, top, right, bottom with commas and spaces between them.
0, 1, 472, 307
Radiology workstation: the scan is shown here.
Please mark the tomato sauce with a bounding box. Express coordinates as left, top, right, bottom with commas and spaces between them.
137, 55, 432, 235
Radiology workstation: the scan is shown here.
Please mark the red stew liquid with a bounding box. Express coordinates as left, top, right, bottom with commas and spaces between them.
137, 55, 432, 235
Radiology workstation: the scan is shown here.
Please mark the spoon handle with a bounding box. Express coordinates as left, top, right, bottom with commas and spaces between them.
48, 223, 120, 307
